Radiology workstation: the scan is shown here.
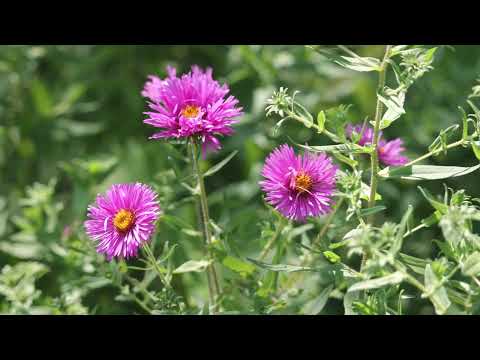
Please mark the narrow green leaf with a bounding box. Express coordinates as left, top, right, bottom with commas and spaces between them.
203, 150, 238, 177
347, 271, 405, 292
379, 164, 480, 181
471, 141, 480, 160
222, 256, 256, 277
323, 251, 341, 264
462, 252, 480, 277
358, 205, 386, 218
424, 264, 451, 315
302, 285, 333, 315
418, 186, 448, 214
378, 91, 406, 129
297, 142, 372, 155
248, 258, 323, 273
343, 291, 360, 315
173, 260, 211, 274
31, 79, 54, 117
399, 253, 428, 275
335, 56, 381, 72
391, 205, 413, 255
317, 110, 326, 134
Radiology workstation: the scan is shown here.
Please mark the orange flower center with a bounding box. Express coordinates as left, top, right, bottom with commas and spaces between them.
181, 105, 200, 118
295, 172, 313, 193
113, 209, 135, 232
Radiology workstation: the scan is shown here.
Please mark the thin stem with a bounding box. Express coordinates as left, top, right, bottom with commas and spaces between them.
143, 243, 170, 289
403, 223, 427, 239
132, 295, 153, 314
190, 139, 221, 313
312, 198, 345, 248
279, 198, 344, 293
287, 111, 339, 142
259, 218, 287, 261
403, 139, 467, 167
362, 45, 392, 271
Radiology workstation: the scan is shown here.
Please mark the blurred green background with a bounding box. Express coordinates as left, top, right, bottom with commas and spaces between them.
1, 45, 479, 314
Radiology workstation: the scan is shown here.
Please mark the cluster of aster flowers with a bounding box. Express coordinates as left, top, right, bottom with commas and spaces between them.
346, 124, 408, 166
142, 65, 243, 156
84, 66, 409, 261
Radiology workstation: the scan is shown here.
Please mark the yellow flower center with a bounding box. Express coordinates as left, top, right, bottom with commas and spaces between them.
113, 209, 135, 232
181, 105, 200, 118
295, 172, 313, 193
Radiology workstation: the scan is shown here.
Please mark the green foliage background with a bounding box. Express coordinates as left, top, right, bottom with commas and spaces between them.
1, 45, 480, 314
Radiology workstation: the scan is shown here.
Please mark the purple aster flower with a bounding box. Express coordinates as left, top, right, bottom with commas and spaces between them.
346, 124, 408, 166
142, 65, 243, 156
84, 183, 161, 261
260, 144, 338, 222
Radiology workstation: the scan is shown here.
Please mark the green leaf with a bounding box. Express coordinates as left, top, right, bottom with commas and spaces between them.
296, 142, 372, 155
323, 251, 341, 264
335, 56, 381, 72
391, 205, 413, 255
222, 256, 256, 277
379, 164, 480, 181
31, 79, 54, 117
203, 150, 238, 177
433, 240, 457, 261
308, 46, 380, 72
422, 211, 443, 227
378, 91, 406, 129
471, 141, 480, 160
398, 253, 428, 275
332, 151, 357, 168
248, 258, 320, 273
173, 260, 211, 274
317, 110, 326, 134
462, 252, 480, 277
358, 205, 386, 218
424, 264, 451, 315
347, 271, 405, 292
302, 285, 333, 315
343, 291, 360, 315
418, 186, 448, 214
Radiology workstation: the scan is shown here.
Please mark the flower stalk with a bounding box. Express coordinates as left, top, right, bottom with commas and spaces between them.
363, 45, 392, 270
190, 138, 221, 313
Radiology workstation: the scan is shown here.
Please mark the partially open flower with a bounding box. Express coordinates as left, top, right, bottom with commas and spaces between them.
84, 183, 161, 260
260, 144, 338, 222
142, 65, 243, 156
346, 124, 408, 167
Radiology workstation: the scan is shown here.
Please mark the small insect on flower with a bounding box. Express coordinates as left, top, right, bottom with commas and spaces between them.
260, 144, 338, 222
84, 183, 161, 261
346, 124, 408, 166
142, 65, 243, 157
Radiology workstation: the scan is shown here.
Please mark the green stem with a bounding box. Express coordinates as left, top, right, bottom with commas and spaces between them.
279, 198, 344, 293
190, 139, 221, 314
362, 45, 392, 271
143, 243, 170, 289
259, 218, 287, 261
312, 197, 345, 248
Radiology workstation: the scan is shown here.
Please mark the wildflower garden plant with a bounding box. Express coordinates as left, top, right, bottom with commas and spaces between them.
2, 45, 480, 315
